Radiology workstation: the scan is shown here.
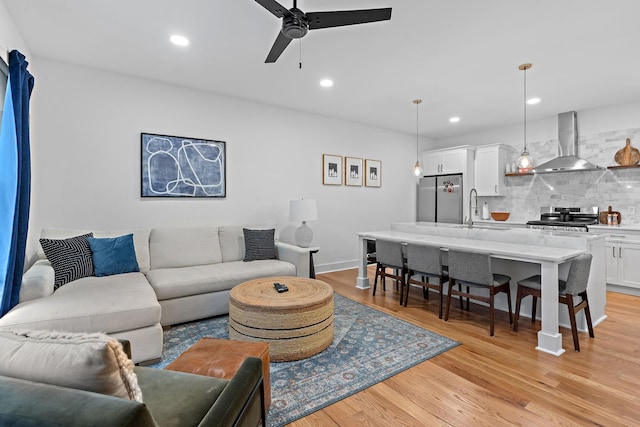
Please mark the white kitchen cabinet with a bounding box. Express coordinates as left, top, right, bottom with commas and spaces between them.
606, 238, 640, 289
474, 144, 515, 196
421, 146, 473, 175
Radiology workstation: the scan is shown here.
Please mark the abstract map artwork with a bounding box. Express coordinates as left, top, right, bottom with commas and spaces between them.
141, 133, 226, 198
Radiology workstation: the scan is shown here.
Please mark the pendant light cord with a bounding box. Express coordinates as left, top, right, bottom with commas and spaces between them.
523, 66, 527, 152
416, 101, 419, 159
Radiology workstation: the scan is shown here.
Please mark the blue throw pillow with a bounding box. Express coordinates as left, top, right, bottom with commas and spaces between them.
88, 234, 140, 277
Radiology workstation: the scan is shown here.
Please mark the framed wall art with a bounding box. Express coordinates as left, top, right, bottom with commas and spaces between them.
322, 154, 343, 185
141, 133, 226, 197
365, 159, 382, 187
345, 157, 363, 186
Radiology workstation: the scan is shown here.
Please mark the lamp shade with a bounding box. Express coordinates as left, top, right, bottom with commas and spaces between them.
289, 199, 318, 222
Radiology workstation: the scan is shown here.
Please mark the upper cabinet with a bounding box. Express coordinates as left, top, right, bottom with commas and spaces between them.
421, 146, 475, 175
474, 144, 516, 196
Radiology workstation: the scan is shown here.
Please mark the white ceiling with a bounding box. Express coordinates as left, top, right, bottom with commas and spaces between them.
4, 0, 640, 139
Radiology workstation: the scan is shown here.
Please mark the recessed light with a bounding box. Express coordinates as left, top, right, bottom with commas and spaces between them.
449, 117, 460, 123
320, 79, 333, 88
170, 35, 189, 46
527, 97, 541, 105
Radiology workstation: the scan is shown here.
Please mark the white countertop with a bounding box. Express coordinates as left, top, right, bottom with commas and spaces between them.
393, 222, 605, 244
468, 219, 640, 234
589, 224, 640, 232
358, 229, 584, 263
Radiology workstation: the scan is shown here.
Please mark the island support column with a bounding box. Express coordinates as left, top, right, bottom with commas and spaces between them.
536, 260, 565, 356
356, 236, 370, 289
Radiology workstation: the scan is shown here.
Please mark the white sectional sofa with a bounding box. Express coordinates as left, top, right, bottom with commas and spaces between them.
0, 225, 312, 364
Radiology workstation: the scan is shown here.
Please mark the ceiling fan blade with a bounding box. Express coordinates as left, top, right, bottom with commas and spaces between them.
255, 0, 290, 18
307, 8, 392, 30
265, 31, 293, 63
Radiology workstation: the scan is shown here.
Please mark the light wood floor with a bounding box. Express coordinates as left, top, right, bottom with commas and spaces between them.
288, 267, 640, 427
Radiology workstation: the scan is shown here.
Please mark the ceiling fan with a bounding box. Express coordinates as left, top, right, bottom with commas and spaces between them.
255, 0, 392, 63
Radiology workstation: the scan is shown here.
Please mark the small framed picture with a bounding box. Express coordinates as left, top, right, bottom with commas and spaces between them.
365, 159, 382, 187
345, 157, 363, 186
322, 154, 343, 185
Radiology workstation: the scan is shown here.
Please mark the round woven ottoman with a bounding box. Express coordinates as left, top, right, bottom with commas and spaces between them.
229, 276, 334, 362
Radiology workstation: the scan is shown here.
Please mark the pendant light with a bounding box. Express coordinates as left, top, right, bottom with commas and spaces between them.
413, 99, 423, 176
517, 63, 534, 173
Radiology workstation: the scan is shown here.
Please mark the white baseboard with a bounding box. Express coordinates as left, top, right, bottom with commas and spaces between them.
315, 259, 359, 274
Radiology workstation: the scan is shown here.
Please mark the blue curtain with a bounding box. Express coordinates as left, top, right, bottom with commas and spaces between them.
0, 50, 34, 317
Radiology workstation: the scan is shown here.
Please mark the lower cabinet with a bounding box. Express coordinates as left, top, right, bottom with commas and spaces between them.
606, 239, 640, 289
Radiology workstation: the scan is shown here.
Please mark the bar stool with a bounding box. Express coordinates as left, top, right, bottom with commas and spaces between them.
373, 239, 407, 305
405, 243, 448, 317
444, 249, 513, 336
513, 253, 594, 351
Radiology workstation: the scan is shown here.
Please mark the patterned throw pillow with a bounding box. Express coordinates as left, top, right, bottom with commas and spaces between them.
243, 228, 276, 261
39, 233, 94, 289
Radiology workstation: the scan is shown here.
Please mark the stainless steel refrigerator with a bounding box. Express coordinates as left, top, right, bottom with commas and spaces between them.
417, 174, 463, 223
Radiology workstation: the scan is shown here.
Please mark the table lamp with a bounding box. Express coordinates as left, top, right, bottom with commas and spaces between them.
289, 199, 318, 248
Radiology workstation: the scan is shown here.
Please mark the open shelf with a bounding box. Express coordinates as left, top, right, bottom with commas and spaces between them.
607, 164, 640, 170
504, 172, 533, 176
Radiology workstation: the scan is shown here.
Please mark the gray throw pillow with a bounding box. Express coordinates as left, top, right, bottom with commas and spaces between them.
39, 233, 94, 289
243, 228, 276, 261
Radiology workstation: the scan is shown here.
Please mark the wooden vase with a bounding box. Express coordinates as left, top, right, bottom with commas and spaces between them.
614, 138, 640, 166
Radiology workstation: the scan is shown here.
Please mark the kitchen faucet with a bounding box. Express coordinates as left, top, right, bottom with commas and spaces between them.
466, 188, 478, 227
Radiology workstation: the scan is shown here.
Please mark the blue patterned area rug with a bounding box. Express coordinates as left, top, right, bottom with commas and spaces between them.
149, 293, 459, 426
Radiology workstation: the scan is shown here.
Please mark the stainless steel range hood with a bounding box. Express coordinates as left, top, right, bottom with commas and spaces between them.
531, 111, 602, 174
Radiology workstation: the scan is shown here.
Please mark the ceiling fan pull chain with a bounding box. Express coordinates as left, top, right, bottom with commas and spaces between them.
299, 39, 302, 69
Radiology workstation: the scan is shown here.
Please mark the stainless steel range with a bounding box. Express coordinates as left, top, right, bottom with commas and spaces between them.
526, 207, 599, 232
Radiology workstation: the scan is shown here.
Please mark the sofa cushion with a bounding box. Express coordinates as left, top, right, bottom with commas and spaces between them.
89, 234, 140, 277
0, 273, 161, 333
39, 228, 152, 274
146, 259, 296, 300
39, 233, 94, 289
0, 329, 142, 402
219, 224, 276, 262
243, 228, 277, 261
135, 367, 228, 427
150, 226, 222, 269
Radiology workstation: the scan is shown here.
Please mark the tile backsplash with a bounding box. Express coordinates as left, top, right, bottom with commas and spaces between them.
483, 127, 640, 226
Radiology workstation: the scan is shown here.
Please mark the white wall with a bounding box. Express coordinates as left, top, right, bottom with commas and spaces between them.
434, 101, 640, 150
25, 58, 418, 271
0, 0, 30, 63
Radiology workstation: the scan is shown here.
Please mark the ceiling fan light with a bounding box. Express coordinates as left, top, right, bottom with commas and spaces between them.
320, 79, 333, 87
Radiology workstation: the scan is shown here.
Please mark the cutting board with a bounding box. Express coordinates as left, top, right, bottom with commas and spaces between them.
614, 138, 640, 166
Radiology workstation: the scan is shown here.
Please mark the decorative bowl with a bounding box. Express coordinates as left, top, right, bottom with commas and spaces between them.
490, 212, 510, 221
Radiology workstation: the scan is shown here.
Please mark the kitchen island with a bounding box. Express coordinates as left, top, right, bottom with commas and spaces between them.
357, 222, 607, 356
